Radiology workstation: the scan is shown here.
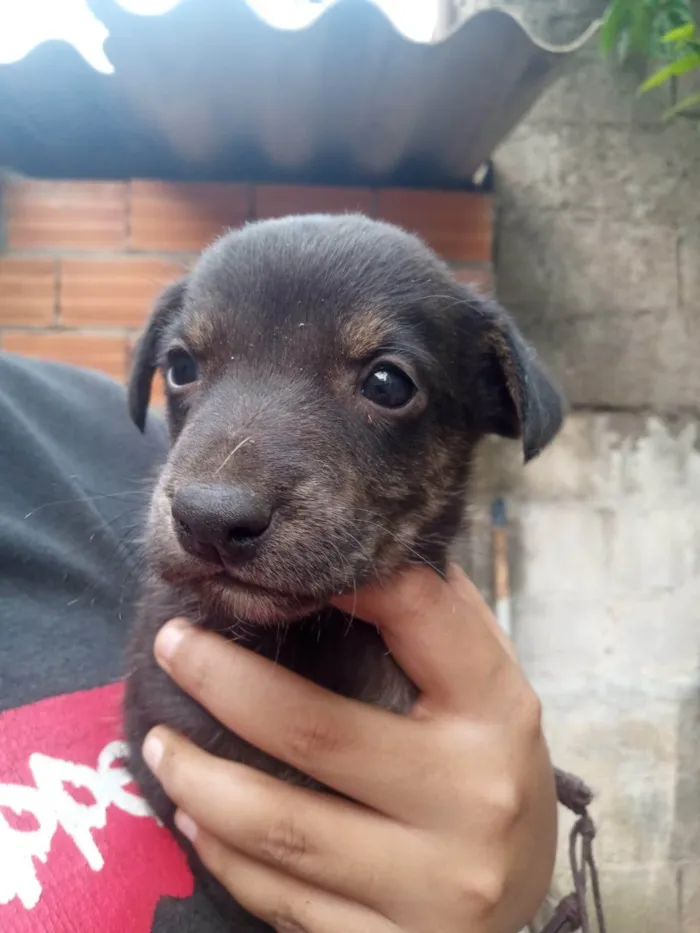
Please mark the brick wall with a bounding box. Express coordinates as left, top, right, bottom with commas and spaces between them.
0, 179, 493, 402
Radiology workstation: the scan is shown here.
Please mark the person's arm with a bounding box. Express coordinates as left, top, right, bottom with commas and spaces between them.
141, 564, 557, 933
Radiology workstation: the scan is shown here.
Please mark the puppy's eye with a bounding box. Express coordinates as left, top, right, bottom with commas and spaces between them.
361, 363, 416, 409
166, 348, 199, 389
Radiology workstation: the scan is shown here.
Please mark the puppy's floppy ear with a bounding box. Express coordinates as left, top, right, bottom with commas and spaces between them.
470, 296, 565, 462
129, 278, 188, 432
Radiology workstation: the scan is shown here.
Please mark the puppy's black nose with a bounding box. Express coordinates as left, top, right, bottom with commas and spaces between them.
171, 483, 272, 563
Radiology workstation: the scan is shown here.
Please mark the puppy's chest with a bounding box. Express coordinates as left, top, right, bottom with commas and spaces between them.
226, 620, 417, 793
289, 618, 417, 714
125, 581, 416, 794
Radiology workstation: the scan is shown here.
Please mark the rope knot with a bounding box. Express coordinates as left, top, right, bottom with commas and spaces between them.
579, 814, 596, 843
560, 893, 582, 926
539, 892, 582, 933
538, 768, 607, 933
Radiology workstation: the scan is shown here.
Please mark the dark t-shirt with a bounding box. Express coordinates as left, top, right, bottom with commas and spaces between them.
0, 353, 231, 932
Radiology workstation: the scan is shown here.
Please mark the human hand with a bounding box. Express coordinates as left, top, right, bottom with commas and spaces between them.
141, 564, 557, 933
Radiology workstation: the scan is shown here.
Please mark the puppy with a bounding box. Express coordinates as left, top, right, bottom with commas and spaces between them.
124, 214, 563, 930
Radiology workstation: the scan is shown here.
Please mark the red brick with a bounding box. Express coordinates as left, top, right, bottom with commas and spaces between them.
451, 264, 494, 295
376, 189, 493, 262
60, 258, 186, 328
130, 181, 250, 252
0, 258, 56, 326
4, 180, 127, 251
254, 185, 373, 220
2, 332, 127, 381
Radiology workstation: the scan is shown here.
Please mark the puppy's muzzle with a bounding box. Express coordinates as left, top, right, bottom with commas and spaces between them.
171, 482, 273, 564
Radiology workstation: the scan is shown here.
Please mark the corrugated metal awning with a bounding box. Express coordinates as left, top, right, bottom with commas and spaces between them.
0, 0, 597, 188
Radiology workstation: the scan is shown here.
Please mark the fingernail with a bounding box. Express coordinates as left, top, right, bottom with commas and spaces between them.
175, 809, 198, 843
142, 732, 164, 774
155, 618, 190, 665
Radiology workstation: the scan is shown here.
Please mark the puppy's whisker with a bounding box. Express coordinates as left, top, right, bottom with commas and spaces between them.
342, 576, 358, 638
355, 515, 445, 578
213, 436, 253, 475
23, 488, 150, 520
107, 522, 146, 560
274, 621, 289, 665
324, 538, 354, 579
88, 504, 148, 539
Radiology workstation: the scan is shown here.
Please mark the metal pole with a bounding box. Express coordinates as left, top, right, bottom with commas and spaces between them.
491, 496, 512, 639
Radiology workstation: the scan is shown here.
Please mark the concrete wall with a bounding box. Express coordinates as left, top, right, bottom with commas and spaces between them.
496, 5, 700, 415
472, 1, 700, 928
463, 421, 700, 932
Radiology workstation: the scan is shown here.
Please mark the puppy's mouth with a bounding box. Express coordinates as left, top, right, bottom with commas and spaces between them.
151, 493, 361, 622
211, 570, 329, 624
217, 565, 320, 605
166, 549, 332, 622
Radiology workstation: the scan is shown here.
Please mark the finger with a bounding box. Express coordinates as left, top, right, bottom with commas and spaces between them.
184, 826, 397, 933
333, 563, 521, 713
142, 726, 426, 911
152, 625, 431, 814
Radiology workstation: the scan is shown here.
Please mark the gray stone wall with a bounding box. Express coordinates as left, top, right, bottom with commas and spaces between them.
463, 2, 700, 929
462, 421, 700, 932
495, 0, 699, 414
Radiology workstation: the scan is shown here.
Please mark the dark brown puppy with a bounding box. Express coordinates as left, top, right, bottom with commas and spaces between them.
124, 214, 563, 930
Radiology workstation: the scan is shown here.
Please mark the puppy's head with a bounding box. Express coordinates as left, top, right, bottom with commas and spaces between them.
130, 215, 563, 624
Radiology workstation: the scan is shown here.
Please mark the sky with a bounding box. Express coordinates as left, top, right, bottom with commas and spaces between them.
0, 0, 441, 75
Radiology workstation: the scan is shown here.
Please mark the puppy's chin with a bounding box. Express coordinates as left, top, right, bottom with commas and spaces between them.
194, 576, 326, 626
146, 527, 334, 626
144, 487, 413, 627
152, 551, 328, 625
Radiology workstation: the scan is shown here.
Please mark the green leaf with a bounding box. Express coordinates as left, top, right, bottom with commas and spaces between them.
664, 89, 700, 116
600, 0, 634, 53
629, 5, 655, 56
638, 51, 700, 93
617, 30, 631, 61
661, 23, 696, 43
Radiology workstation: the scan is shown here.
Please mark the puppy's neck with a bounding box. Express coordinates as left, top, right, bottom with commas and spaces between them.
168, 583, 417, 713
205, 543, 449, 709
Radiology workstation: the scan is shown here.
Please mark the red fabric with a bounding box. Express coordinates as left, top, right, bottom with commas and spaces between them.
0, 683, 194, 932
